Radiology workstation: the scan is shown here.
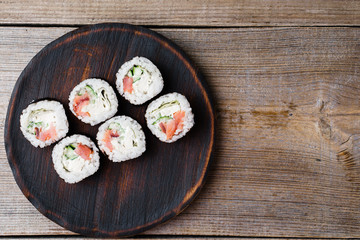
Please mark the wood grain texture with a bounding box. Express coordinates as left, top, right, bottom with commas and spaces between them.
0, 238, 286, 240
1, 26, 360, 238
0, 0, 359, 27
3, 236, 322, 240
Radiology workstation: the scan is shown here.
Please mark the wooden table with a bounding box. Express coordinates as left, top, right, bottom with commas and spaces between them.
1, 1, 359, 239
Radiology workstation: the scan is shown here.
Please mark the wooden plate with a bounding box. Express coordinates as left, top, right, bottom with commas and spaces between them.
4, 23, 215, 237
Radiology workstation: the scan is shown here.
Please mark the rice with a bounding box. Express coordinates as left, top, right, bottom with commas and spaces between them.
145, 92, 194, 143
116, 56, 163, 105
20, 100, 69, 148
96, 116, 146, 162
52, 134, 100, 184
69, 78, 118, 126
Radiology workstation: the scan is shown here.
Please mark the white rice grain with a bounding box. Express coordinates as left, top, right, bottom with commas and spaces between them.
20, 100, 69, 148
116, 56, 163, 105
52, 134, 99, 184
69, 78, 118, 126
97, 116, 146, 162
145, 93, 194, 143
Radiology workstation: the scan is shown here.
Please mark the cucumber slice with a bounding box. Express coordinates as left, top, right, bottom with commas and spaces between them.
132, 66, 144, 83
133, 66, 143, 76
27, 121, 44, 135
69, 143, 77, 150
128, 67, 134, 77
151, 100, 180, 113
85, 85, 97, 97
27, 121, 35, 134
108, 122, 125, 133
133, 77, 141, 83
64, 146, 78, 160
27, 121, 35, 129
152, 115, 173, 125
27, 121, 43, 128
35, 121, 43, 126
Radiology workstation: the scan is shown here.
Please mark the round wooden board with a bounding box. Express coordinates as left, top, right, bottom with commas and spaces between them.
4, 23, 215, 237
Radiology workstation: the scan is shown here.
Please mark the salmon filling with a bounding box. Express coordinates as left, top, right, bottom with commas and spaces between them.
123, 76, 133, 94
63, 143, 93, 161
73, 92, 90, 117
147, 98, 187, 140
62, 142, 94, 172
158, 110, 185, 140
101, 122, 138, 152
123, 65, 151, 94
102, 129, 119, 152
34, 123, 57, 141
74, 144, 93, 161
26, 109, 58, 142
72, 84, 111, 118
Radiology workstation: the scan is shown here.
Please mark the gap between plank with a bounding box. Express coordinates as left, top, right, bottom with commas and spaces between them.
0, 23, 359, 29
0, 235, 357, 239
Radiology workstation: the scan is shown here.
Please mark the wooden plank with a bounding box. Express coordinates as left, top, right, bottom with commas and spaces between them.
0, 26, 359, 237
0, 238, 301, 240
2, 238, 328, 240
0, 0, 359, 27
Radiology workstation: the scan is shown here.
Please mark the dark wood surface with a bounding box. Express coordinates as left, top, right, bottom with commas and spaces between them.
4, 23, 214, 237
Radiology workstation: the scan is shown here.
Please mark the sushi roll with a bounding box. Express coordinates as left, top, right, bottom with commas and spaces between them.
145, 93, 194, 143
69, 78, 118, 126
116, 56, 163, 105
52, 134, 100, 184
20, 100, 69, 148
96, 116, 146, 162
